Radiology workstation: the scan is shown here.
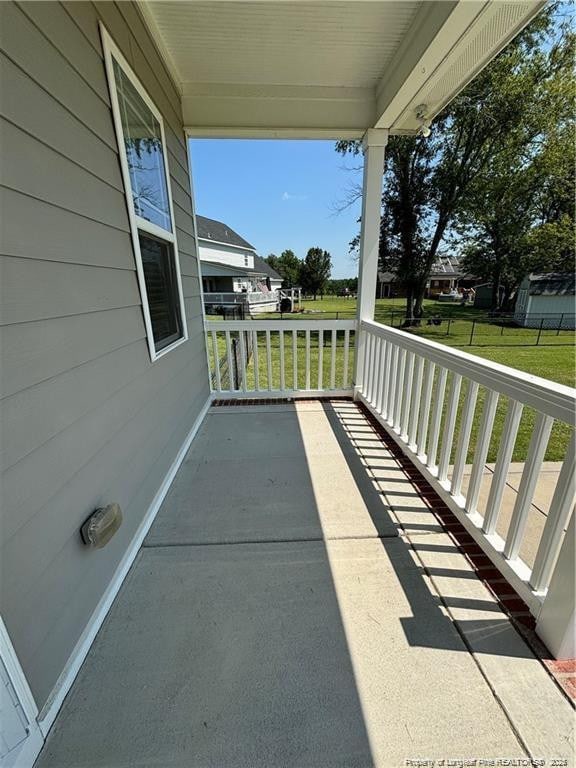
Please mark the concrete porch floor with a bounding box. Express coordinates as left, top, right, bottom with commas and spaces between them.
36, 401, 574, 767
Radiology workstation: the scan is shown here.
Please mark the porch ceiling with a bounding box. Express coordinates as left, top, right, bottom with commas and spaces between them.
138, 0, 544, 138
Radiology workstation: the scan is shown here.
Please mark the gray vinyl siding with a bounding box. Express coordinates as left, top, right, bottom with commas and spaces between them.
0, 0, 209, 710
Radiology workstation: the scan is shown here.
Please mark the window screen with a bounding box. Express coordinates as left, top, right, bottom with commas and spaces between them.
139, 234, 183, 351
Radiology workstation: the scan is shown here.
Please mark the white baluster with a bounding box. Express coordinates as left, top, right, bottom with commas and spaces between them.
377, 340, 388, 415
279, 330, 285, 392
417, 360, 435, 458
252, 330, 260, 391
400, 351, 415, 441
393, 348, 407, 431
427, 367, 448, 471
343, 329, 350, 388
372, 334, 380, 403
330, 329, 337, 390
465, 389, 499, 516
483, 400, 524, 535
504, 412, 554, 560
530, 433, 575, 592
318, 329, 324, 390
451, 380, 479, 497
293, 330, 298, 391
386, 344, 399, 424
438, 373, 462, 483
408, 356, 424, 450
225, 330, 234, 391
211, 330, 221, 392
238, 331, 247, 392
265, 330, 272, 390
305, 330, 311, 390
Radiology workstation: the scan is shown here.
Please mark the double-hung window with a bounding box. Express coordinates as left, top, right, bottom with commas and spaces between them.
101, 26, 187, 360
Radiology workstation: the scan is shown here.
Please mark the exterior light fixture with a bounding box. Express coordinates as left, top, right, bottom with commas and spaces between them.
415, 104, 432, 138
81, 503, 123, 549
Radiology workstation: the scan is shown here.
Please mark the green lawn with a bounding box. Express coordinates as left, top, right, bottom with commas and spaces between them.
208, 295, 574, 462
272, 296, 575, 375
208, 329, 356, 393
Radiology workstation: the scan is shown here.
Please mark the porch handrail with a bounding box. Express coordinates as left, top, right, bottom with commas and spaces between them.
357, 318, 575, 657
361, 319, 575, 425
205, 318, 356, 397
206, 319, 356, 332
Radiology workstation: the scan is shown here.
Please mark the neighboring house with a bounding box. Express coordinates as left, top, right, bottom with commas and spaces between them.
376, 256, 476, 300
425, 255, 462, 297
515, 273, 576, 329
197, 215, 282, 314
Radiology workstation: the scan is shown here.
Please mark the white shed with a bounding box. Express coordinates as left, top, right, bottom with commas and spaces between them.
514, 273, 575, 329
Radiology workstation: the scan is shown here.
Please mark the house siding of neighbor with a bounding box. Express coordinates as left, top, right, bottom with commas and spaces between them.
198, 215, 282, 312
0, 0, 209, 717
514, 273, 576, 329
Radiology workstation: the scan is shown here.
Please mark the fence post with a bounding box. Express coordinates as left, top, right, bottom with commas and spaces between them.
557, 314, 564, 336
231, 337, 239, 389
468, 320, 476, 346
536, 317, 544, 346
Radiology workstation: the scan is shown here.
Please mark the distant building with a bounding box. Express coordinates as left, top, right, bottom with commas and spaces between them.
473, 283, 505, 310
514, 273, 575, 329
376, 255, 479, 300
197, 215, 282, 313
426, 255, 462, 298
376, 271, 400, 298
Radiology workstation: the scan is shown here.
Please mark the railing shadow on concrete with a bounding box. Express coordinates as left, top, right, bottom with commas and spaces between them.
319, 400, 542, 661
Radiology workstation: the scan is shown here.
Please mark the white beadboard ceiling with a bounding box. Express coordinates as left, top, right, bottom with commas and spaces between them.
146, 1, 421, 88
138, 0, 546, 137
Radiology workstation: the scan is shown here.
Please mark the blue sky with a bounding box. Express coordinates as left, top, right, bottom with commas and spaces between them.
189, 139, 363, 279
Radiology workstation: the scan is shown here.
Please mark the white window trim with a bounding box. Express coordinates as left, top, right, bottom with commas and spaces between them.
100, 24, 188, 362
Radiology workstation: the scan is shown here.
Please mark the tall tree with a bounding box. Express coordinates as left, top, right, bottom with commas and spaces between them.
336, 5, 570, 322
458, 22, 575, 309
300, 248, 332, 299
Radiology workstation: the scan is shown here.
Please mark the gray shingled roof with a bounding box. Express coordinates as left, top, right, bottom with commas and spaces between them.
197, 214, 282, 281
196, 215, 255, 251
528, 273, 576, 296
251, 254, 282, 281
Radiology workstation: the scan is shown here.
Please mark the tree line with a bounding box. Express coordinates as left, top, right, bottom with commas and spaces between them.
265, 248, 332, 299
337, 3, 574, 321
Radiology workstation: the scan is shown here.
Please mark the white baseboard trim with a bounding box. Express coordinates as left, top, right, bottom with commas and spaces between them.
36, 396, 212, 740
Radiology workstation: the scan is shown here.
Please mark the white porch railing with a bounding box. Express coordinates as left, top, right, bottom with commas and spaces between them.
205, 319, 356, 397
357, 319, 575, 657
203, 315, 575, 657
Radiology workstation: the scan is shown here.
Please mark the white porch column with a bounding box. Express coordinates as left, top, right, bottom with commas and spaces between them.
354, 128, 388, 393
536, 512, 575, 659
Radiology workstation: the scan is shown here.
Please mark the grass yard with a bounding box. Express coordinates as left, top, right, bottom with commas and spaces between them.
209, 295, 574, 462
271, 295, 574, 368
